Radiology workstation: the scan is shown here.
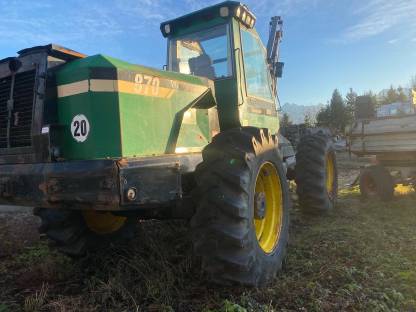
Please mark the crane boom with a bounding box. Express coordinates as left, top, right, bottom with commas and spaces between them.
266, 16, 284, 99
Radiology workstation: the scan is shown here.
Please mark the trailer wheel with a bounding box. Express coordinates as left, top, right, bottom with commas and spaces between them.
191, 127, 291, 286
295, 134, 338, 214
34, 208, 137, 256
359, 165, 394, 201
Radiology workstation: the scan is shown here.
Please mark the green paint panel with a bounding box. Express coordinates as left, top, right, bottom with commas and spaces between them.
119, 92, 211, 157
244, 112, 279, 134
56, 55, 217, 160
58, 93, 122, 159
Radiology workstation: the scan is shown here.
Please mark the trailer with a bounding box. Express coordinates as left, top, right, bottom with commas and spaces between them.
349, 96, 416, 200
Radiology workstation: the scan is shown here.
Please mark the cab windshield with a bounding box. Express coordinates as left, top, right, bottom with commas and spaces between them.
169, 24, 232, 80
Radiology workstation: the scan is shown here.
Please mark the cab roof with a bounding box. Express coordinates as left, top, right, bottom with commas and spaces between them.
160, 1, 250, 38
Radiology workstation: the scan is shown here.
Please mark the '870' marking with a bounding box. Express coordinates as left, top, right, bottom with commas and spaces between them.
134, 74, 160, 96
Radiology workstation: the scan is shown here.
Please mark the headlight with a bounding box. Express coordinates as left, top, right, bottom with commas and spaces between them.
164, 24, 171, 35
220, 6, 229, 17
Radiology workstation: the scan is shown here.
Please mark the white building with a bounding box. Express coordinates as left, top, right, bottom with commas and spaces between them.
376, 102, 415, 117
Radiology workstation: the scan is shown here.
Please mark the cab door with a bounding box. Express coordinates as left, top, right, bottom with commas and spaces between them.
239, 27, 279, 133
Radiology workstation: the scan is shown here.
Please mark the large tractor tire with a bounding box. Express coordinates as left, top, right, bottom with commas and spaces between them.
34, 208, 137, 256
191, 127, 291, 286
359, 165, 394, 201
295, 134, 338, 214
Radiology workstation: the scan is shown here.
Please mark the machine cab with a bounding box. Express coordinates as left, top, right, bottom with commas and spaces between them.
161, 1, 283, 132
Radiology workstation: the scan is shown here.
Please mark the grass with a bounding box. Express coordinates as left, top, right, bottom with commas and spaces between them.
0, 170, 416, 311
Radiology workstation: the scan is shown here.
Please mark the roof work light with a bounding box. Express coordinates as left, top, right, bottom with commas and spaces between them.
230, 4, 256, 28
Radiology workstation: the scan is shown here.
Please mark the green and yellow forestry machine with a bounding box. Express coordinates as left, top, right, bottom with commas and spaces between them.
0, 2, 337, 286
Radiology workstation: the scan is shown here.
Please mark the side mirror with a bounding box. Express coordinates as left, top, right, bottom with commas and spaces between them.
275, 62, 284, 78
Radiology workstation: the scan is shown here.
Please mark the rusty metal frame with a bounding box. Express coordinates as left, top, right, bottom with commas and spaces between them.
0, 153, 201, 215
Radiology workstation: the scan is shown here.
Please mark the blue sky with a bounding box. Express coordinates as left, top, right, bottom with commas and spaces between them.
0, 0, 415, 106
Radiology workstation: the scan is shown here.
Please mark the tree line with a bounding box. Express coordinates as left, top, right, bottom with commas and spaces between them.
281, 74, 416, 133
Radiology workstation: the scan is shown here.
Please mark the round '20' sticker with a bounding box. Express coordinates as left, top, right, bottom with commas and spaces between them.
71, 114, 90, 142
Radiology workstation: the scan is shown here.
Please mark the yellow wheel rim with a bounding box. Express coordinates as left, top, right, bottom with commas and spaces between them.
82, 210, 127, 235
253, 162, 283, 254
326, 153, 335, 197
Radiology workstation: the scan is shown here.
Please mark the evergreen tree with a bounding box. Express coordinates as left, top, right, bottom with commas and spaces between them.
304, 114, 313, 127
280, 112, 292, 128
363, 90, 379, 107
316, 106, 331, 128
397, 86, 408, 103
316, 89, 349, 133
345, 88, 357, 124
381, 85, 400, 105
329, 89, 347, 132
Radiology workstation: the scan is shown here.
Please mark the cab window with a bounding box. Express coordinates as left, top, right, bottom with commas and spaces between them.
241, 29, 273, 101
169, 24, 232, 80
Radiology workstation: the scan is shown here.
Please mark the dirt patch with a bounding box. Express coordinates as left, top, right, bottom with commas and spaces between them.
0, 207, 39, 258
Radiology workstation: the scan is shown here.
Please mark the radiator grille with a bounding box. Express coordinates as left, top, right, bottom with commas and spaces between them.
0, 76, 11, 148
0, 70, 36, 148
